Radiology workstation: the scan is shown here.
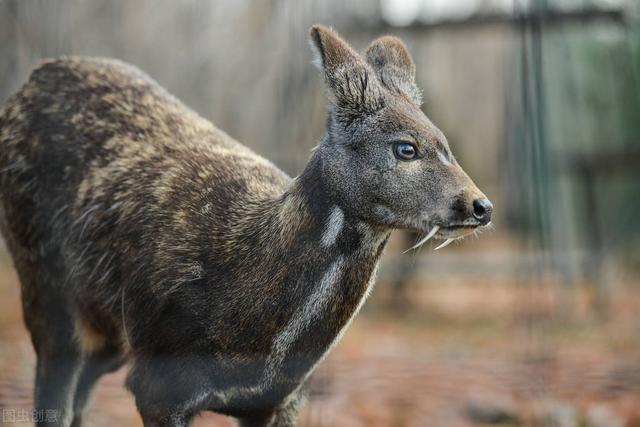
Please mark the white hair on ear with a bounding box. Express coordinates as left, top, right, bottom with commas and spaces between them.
309, 38, 323, 71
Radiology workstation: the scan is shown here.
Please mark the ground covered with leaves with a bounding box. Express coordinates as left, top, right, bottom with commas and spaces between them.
1, 255, 639, 427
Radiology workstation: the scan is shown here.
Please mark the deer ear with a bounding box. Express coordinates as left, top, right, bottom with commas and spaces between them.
309, 25, 383, 117
365, 36, 422, 105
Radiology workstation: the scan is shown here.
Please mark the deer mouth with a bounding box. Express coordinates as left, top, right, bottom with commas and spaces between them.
438, 223, 480, 236
405, 221, 489, 252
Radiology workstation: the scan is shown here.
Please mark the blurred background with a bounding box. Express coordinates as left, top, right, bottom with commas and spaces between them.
1, 0, 639, 426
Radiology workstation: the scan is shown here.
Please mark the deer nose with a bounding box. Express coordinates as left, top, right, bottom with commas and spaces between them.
472, 198, 493, 225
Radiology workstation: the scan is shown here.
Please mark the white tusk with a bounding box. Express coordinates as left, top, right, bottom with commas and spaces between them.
434, 238, 454, 251
404, 225, 440, 253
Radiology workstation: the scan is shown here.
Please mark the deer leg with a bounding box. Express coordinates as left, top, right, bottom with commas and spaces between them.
238, 391, 304, 427
20, 264, 83, 427
270, 391, 304, 427
70, 344, 125, 427
31, 309, 83, 427
130, 366, 197, 427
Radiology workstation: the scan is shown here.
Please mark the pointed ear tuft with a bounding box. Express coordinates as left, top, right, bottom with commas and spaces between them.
309, 25, 355, 71
309, 25, 384, 119
365, 36, 422, 105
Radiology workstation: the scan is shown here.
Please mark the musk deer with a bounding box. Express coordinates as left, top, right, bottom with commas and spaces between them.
0, 25, 492, 426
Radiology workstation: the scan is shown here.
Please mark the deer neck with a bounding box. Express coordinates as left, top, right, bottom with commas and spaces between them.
282, 150, 389, 262
245, 151, 389, 383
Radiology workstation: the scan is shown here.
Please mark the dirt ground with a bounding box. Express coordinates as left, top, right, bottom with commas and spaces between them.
1, 254, 639, 427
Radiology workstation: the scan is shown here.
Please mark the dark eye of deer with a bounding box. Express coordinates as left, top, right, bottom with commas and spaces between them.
393, 142, 418, 161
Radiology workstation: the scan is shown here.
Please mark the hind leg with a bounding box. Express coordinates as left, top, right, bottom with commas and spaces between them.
29, 298, 83, 426
34, 346, 82, 426
16, 257, 83, 426
70, 343, 125, 427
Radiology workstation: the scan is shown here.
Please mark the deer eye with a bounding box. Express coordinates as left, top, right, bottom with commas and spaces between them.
393, 142, 418, 161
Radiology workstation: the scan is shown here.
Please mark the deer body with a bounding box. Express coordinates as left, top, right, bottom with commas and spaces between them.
0, 26, 491, 426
